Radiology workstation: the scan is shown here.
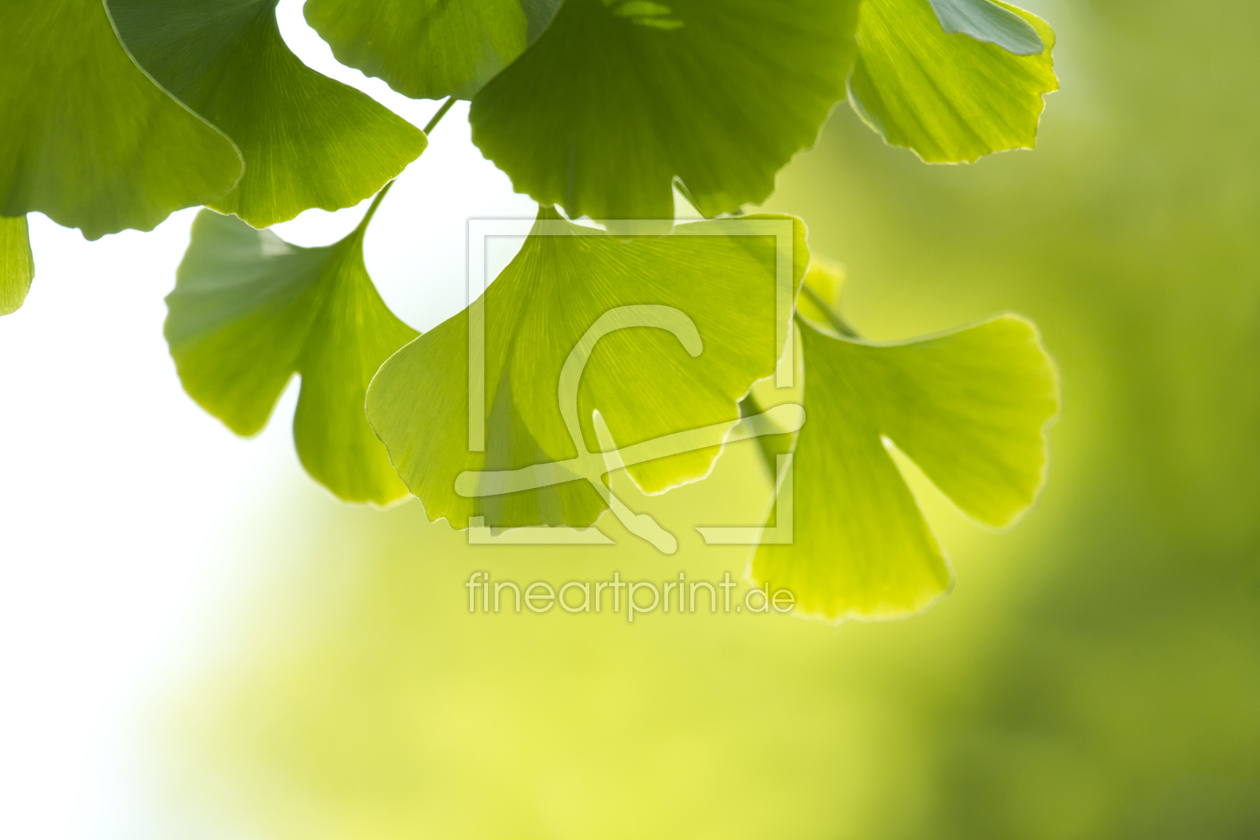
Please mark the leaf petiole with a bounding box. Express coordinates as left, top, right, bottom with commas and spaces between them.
796, 288, 859, 337
422, 95, 458, 135
357, 96, 458, 234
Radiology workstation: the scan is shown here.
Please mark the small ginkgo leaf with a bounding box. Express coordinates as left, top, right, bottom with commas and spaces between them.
927, 0, 1044, 55
469, 0, 860, 226
304, 0, 561, 101
848, 0, 1057, 163
166, 208, 417, 505
0, 0, 242, 240
110, 0, 429, 229
752, 314, 1059, 622
1, 217, 35, 316
366, 207, 808, 530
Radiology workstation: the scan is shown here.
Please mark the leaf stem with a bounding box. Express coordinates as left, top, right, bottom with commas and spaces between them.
797, 285, 860, 337
423, 95, 458, 135
356, 97, 458, 235
357, 179, 396, 233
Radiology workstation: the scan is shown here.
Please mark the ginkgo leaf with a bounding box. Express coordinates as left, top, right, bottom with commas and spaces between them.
1, 217, 34, 316
304, 0, 562, 101
0, 0, 242, 240
752, 315, 1059, 622
110, 0, 429, 229
469, 0, 860, 227
366, 207, 808, 530
166, 208, 418, 505
848, 0, 1057, 163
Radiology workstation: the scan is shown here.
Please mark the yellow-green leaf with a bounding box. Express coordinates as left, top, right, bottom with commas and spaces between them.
849, 0, 1057, 163
166, 209, 417, 504
1, 217, 35, 316
366, 207, 807, 530
753, 314, 1059, 622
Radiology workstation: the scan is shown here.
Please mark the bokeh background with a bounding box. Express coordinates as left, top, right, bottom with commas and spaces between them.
2, 0, 1257, 837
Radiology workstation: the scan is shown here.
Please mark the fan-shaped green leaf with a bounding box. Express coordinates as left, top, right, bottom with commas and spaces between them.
166, 209, 417, 505
752, 314, 1059, 622
1, 217, 34, 316
110, 0, 429, 229
304, 0, 561, 101
469, 0, 860, 226
849, 0, 1057, 163
366, 207, 808, 530
0, 0, 242, 240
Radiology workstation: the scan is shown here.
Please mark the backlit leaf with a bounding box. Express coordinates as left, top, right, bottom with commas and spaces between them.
469, 0, 860, 226
111, 0, 429, 228
752, 314, 1059, 622
304, 0, 562, 101
366, 207, 807, 530
1, 217, 34, 316
166, 209, 417, 504
0, 0, 242, 240
849, 0, 1057, 163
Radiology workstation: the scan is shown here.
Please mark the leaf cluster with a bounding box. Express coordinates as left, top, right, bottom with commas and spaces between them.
0, 0, 1061, 621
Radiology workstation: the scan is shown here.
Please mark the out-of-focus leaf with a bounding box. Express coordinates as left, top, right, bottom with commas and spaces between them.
110, 0, 428, 229
0, 0, 242, 240
469, 0, 860, 227
753, 315, 1059, 622
1, 217, 34, 316
166, 209, 417, 504
927, 0, 1044, 55
849, 0, 1057, 163
304, 0, 561, 101
367, 207, 807, 530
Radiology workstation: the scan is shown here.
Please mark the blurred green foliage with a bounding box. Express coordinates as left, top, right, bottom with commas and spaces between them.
168, 0, 1260, 836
